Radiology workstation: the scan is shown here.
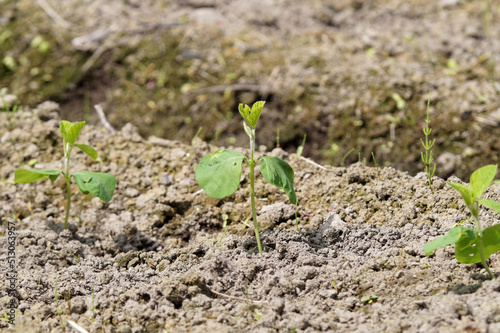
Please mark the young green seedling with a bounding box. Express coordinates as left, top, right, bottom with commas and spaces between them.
14, 120, 116, 229
420, 94, 436, 191
424, 164, 500, 279
361, 295, 378, 305
195, 101, 297, 253
296, 134, 306, 157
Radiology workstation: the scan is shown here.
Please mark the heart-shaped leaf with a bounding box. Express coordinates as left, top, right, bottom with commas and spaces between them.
60, 120, 85, 146
470, 164, 497, 199
195, 149, 245, 199
260, 156, 297, 204
75, 144, 98, 160
73, 171, 116, 202
238, 101, 265, 129
455, 225, 500, 264
15, 169, 62, 183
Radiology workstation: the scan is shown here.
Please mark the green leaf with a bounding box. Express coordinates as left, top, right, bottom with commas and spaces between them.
72, 171, 116, 202
195, 149, 245, 199
478, 198, 500, 215
470, 164, 497, 199
74, 144, 98, 160
14, 169, 61, 183
238, 101, 265, 129
60, 120, 85, 146
260, 156, 297, 204
448, 182, 475, 208
423, 227, 472, 256
455, 225, 500, 264
482, 224, 500, 260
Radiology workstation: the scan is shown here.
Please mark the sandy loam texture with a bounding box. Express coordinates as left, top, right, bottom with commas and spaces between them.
1, 101, 500, 332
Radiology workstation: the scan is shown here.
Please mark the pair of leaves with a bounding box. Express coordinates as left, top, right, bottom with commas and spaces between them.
195, 149, 296, 204
238, 101, 265, 129
14, 169, 116, 202
448, 164, 497, 210
60, 120, 85, 146
14, 120, 115, 202
60, 120, 98, 160
424, 164, 500, 262
424, 225, 500, 264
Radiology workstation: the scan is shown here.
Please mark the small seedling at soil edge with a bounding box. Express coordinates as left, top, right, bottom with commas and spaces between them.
196, 101, 297, 253
54, 278, 61, 315
340, 148, 355, 167
420, 95, 436, 192
424, 164, 500, 280
296, 134, 306, 157
14, 120, 116, 229
361, 295, 378, 304
216, 213, 229, 248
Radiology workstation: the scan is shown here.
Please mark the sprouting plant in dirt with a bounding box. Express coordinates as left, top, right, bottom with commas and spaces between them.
14, 120, 116, 229
196, 101, 297, 254
216, 213, 229, 248
296, 134, 306, 157
361, 295, 378, 304
0, 309, 17, 323
340, 147, 355, 167
424, 164, 500, 280
54, 278, 61, 315
420, 95, 436, 191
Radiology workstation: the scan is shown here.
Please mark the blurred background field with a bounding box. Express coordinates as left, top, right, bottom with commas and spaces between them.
1, 0, 500, 179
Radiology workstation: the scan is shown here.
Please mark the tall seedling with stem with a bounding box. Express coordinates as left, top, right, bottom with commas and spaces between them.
424, 164, 500, 279
14, 121, 116, 229
196, 102, 297, 253
421, 95, 436, 191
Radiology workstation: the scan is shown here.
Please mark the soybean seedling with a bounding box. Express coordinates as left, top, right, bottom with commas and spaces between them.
14, 120, 116, 229
424, 164, 500, 279
196, 101, 297, 253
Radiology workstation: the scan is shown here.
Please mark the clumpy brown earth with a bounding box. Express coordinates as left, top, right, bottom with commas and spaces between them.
1, 102, 500, 332
2, 0, 500, 179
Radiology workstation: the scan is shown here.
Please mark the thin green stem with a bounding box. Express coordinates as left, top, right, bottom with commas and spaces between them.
248, 128, 262, 253
250, 162, 262, 254
63, 141, 72, 229
64, 177, 71, 229
421, 94, 436, 192
472, 203, 495, 279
